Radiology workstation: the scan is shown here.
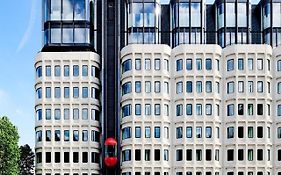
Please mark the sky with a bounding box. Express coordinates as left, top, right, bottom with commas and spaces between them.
0, 0, 261, 147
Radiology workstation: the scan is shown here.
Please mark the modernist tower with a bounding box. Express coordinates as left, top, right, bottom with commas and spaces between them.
35, 0, 281, 175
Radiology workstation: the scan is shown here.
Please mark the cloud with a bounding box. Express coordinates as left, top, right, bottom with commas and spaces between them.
16, 0, 39, 53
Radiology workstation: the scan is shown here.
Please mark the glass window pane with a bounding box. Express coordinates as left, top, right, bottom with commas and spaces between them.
50, 0, 61, 20
63, 28, 73, 43
74, 0, 86, 20
63, 0, 74, 20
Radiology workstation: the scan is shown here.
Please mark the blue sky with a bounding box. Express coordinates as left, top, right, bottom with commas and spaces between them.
0, 0, 261, 147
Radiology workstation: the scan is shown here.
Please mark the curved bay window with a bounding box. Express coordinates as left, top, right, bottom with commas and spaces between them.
172, 0, 204, 47
126, 0, 161, 44
216, 0, 250, 47
43, 0, 97, 50
262, 0, 281, 47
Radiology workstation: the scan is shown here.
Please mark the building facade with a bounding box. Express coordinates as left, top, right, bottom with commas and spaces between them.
35, 0, 281, 175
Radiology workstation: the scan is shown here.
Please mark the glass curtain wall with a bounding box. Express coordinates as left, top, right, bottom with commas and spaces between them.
172, 0, 204, 47
43, 0, 97, 49
262, 0, 281, 47
126, 0, 161, 44
216, 0, 250, 47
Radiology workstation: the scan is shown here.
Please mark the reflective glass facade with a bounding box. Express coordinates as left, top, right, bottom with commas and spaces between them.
125, 0, 161, 44
216, 0, 250, 47
43, 0, 97, 49
171, 0, 204, 46
262, 0, 281, 47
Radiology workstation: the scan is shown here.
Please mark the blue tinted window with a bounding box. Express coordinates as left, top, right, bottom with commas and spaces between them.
122, 127, 131, 140
37, 88, 42, 99
227, 59, 234, 71
176, 127, 183, 139
46, 87, 51, 98
186, 81, 192, 93
122, 82, 132, 95
64, 87, 70, 98
82, 87, 88, 98
135, 127, 141, 138
176, 59, 183, 71
82, 65, 88, 76
37, 109, 42, 120
122, 59, 132, 73
55, 65, 61, 76
73, 65, 79, 76
196, 59, 202, 70
186, 59, 192, 70
186, 104, 192, 115
122, 104, 131, 118
46, 109, 51, 120
36, 66, 42, 78
73, 87, 79, 98
186, 127, 192, 138
206, 59, 212, 70
154, 127, 160, 138
46, 66, 51, 77
55, 87, 61, 98
55, 109, 61, 120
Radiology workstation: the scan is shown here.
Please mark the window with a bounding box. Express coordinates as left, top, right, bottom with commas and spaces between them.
238, 81, 244, 93
122, 150, 131, 162
145, 104, 151, 116
206, 81, 212, 93
248, 81, 254, 93
145, 59, 151, 70
82, 130, 88, 141
154, 59, 160, 70
46, 109, 51, 120
36, 66, 42, 77
238, 149, 244, 161
248, 58, 253, 70
176, 104, 183, 116
238, 58, 244, 70
54, 65, 61, 77
154, 149, 160, 161
36, 131, 42, 142
176, 59, 183, 71
186, 104, 192, 116
206, 127, 212, 138
196, 81, 202, 93
227, 104, 234, 116
227, 149, 234, 161
248, 149, 253, 161
37, 88, 42, 99
248, 104, 253, 115
122, 104, 131, 118
227, 127, 234, 138
164, 59, 169, 71
176, 82, 183, 94
64, 87, 69, 98
164, 82, 169, 94
164, 126, 169, 139
238, 104, 244, 115
227, 59, 234, 71
196, 104, 202, 116
73, 152, 79, 163
164, 149, 169, 161
176, 127, 183, 139
145, 149, 150, 161
216, 59, 220, 71
176, 149, 183, 161
54, 87, 61, 98
206, 149, 212, 161
257, 126, 263, 138
196, 59, 202, 70
36, 152, 42, 163
186, 59, 192, 70
64, 130, 69, 141
82, 87, 88, 98
248, 126, 254, 138
216, 127, 220, 138
186, 127, 192, 138
257, 81, 263, 93
73, 87, 79, 98
73, 65, 79, 77
196, 149, 202, 161
145, 127, 151, 138
278, 127, 281, 138
215, 149, 219, 161
135, 81, 141, 93
135, 104, 141, 116
186, 81, 192, 93
46, 66, 51, 77
64, 65, 69, 77
257, 104, 263, 115
257, 59, 263, 70
73, 130, 79, 141
145, 81, 151, 93
46, 87, 51, 98
45, 130, 51, 142
37, 109, 42, 120
135, 59, 141, 70
196, 127, 202, 138
155, 104, 160, 115
227, 81, 234, 94
154, 81, 161, 93
45, 152, 51, 163
206, 59, 212, 70
82, 65, 88, 76
278, 150, 281, 161
73, 108, 79, 120
92, 130, 99, 142
54, 109, 61, 120
164, 104, 169, 116
154, 127, 160, 138
55, 130, 61, 141
122, 127, 131, 140
135, 149, 141, 161
122, 82, 132, 95
135, 127, 141, 138
238, 126, 244, 138
122, 59, 132, 73
186, 149, 192, 161
82, 108, 88, 120
257, 149, 263, 161
206, 104, 212, 115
